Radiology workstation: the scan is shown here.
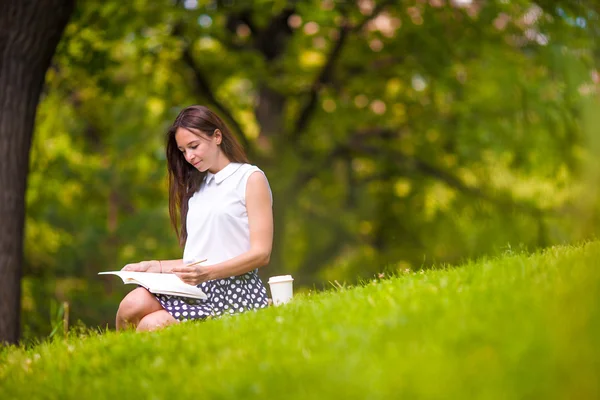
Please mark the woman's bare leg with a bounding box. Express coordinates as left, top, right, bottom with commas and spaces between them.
137, 310, 178, 332
116, 287, 164, 330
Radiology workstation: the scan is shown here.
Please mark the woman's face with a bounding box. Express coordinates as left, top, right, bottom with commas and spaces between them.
175, 127, 222, 172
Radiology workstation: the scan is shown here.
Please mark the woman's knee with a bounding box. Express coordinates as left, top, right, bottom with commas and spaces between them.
117, 287, 162, 323
137, 310, 178, 332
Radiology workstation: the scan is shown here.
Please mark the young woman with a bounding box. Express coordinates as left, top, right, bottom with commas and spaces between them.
115, 105, 273, 331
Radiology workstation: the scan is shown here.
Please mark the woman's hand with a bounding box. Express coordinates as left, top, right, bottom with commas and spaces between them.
121, 260, 160, 272
172, 263, 212, 285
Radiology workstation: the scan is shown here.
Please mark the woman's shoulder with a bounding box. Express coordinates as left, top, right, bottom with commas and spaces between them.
238, 162, 262, 172
235, 163, 268, 179
234, 163, 272, 203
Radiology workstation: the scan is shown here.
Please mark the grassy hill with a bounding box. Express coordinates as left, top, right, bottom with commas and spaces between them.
1, 241, 599, 399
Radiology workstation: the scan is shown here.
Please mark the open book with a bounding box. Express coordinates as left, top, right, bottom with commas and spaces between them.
99, 271, 208, 300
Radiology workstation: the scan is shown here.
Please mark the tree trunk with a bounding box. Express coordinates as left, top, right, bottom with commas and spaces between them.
0, 0, 74, 345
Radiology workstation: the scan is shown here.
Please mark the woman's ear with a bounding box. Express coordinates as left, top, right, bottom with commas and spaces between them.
214, 129, 222, 145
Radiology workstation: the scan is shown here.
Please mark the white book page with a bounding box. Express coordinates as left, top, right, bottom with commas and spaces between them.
99, 271, 207, 299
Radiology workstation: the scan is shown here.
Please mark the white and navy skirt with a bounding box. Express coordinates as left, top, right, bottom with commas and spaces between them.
154, 271, 269, 321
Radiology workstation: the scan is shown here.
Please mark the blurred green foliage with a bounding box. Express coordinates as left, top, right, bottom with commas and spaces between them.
21, 0, 600, 340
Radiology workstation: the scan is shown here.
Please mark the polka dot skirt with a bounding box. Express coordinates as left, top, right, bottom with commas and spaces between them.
154, 271, 269, 321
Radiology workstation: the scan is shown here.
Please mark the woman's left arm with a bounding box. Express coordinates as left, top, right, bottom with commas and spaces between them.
173, 171, 273, 284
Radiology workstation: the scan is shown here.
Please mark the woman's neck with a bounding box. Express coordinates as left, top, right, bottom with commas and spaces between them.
208, 152, 232, 174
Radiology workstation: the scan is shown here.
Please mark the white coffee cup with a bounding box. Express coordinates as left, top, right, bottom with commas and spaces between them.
268, 275, 294, 306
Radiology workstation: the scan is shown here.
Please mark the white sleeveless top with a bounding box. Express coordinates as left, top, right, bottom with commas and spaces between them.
182, 163, 272, 266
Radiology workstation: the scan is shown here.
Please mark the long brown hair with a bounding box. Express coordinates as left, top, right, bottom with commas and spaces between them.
166, 105, 249, 246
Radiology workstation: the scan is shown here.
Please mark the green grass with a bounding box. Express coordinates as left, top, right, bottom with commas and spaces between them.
1, 242, 599, 399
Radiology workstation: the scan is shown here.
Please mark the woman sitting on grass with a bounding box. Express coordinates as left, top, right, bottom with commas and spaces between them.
116, 105, 273, 331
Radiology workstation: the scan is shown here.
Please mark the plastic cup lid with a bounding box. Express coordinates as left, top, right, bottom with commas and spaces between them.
268, 275, 294, 284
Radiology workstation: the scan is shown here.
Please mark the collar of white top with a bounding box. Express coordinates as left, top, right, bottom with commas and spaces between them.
204, 162, 244, 184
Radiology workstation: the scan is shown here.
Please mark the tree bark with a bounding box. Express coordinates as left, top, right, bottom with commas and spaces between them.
0, 0, 74, 345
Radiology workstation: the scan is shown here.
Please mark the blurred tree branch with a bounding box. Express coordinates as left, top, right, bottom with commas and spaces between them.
291, 0, 396, 141
296, 126, 549, 220
221, 5, 297, 141
224, 3, 296, 60
343, 137, 548, 218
